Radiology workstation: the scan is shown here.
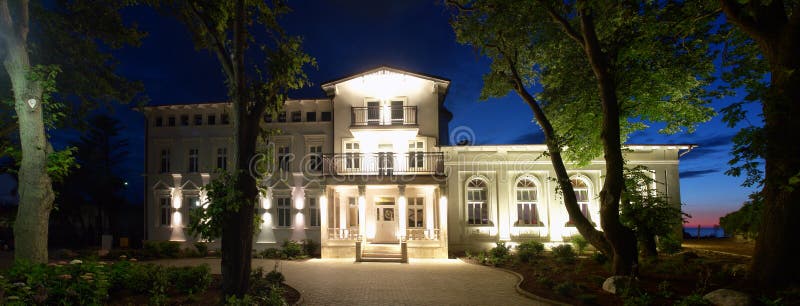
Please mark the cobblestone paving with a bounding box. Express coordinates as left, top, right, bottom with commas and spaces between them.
155, 258, 544, 305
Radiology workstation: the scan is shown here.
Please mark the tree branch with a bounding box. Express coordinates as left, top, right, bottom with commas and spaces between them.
188, 2, 234, 81
444, 0, 475, 12
0, 0, 14, 44
537, 0, 584, 46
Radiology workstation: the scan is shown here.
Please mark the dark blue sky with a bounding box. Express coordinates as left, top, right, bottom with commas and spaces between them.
0, 0, 762, 226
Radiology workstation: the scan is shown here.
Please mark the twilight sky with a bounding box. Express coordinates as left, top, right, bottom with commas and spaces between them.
1, 0, 763, 227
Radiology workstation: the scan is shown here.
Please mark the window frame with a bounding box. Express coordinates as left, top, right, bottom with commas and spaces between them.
188, 148, 199, 173
307, 196, 320, 227
566, 174, 595, 226
465, 177, 490, 226
216, 147, 227, 171
514, 176, 542, 226
160, 149, 171, 173
407, 196, 425, 228
159, 196, 171, 227
275, 196, 292, 227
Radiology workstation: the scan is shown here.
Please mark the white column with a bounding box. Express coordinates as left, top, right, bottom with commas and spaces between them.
358, 185, 366, 240
425, 187, 435, 236
320, 188, 328, 245
398, 185, 407, 240
439, 187, 448, 246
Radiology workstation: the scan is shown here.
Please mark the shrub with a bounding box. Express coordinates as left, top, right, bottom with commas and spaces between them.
517, 240, 544, 262
3, 260, 111, 306
536, 275, 554, 288
554, 281, 574, 296
159, 241, 182, 258
591, 252, 608, 264
302, 239, 319, 257
260, 248, 282, 259
490, 242, 510, 258
194, 242, 209, 257
551, 244, 577, 263
282, 240, 304, 259
657, 235, 682, 254
570, 235, 589, 255
168, 265, 212, 294
143, 240, 162, 258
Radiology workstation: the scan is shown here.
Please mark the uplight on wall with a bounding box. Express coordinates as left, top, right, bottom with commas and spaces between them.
172, 212, 183, 227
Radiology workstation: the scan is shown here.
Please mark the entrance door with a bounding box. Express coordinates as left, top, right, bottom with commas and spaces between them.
373, 197, 397, 243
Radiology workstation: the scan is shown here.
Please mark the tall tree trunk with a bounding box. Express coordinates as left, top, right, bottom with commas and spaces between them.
721, 0, 800, 287
750, 25, 800, 288
220, 0, 255, 296
506, 60, 613, 256
1, 1, 54, 263
578, 4, 638, 276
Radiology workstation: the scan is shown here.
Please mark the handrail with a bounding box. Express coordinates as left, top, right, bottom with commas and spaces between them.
322, 152, 444, 176
350, 106, 417, 126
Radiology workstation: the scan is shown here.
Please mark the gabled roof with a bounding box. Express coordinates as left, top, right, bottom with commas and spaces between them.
320, 66, 451, 90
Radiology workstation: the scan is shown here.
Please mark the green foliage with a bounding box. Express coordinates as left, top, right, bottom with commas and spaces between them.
719, 192, 762, 239
591, 252, 609, 264
516, 240, 545, 263
281, 240, 303, 259
1, 260, 110, 305
301, 239, 319, 257
259, 248, 283, 259
490, 242, 510, 258
570, 235, 589, 255
554, 281, 574, 296
194, 242, 209, 256
657, 235, 683, 255
46, 146, 78, 184
675, 293, 710, 306
246, 263, 287, 306
187, 171, 262, 240
447, 0, 717, 165
551, 244, 576, 264
620, 166, 685, 253
143, 241, 182, 258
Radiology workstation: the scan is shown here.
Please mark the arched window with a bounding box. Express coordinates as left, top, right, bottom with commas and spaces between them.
567, 177, 592, 225
516, 178, 540, 225
466, 178, 489, 225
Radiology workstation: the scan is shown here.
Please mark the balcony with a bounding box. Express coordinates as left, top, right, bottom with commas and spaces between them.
322, 152, 444, 176
351, 106, 417, 127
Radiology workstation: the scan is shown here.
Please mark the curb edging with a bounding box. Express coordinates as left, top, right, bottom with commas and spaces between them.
457, 258, 569, 306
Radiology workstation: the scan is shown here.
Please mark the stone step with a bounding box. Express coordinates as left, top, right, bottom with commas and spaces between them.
360, 257, 404, 263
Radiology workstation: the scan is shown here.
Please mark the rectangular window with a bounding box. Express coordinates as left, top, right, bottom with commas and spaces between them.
408, 197, 424, 228
217, 147, 227, 170
207, 114, 216, 125
278, 145, 291, 171
185, 196, 200, 224
306, 112, 316, 122
308, 145, 322, 172
160, 149, 170, 173
221, 113, 230, 125
194, 114, 203, 126
291, 111, 302, 122
276, 197, 292, 227
321, 111, 331, 122
155, 117, 163, 127
180, 115, 189, 126
516, 188, 539, 225
408, 141, 425, 169
188, 148, 199, 172
168, 116, 176, 127
264, 113, 273, 123
278, 112, 287, 122
390, 100, 404, 124
366, 101, 380, 125
467, 188, 488, 225
344, 142, 360, 170
159, 197, 171, 226
348, 197, 358, 227
308, 197, 320, 227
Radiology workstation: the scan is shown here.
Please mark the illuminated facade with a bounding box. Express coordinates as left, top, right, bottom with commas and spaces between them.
141, 67, 688, 260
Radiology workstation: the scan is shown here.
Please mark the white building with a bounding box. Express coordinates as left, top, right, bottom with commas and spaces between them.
141, 66, 689, 261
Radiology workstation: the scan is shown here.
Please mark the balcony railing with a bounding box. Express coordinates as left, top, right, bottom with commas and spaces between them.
328, 227, 360, 240
406, 228, 440, 241
351, 106, 417, 127
322, 152, 444, 176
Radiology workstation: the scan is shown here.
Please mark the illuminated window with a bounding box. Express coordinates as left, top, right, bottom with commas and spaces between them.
516, 178, 540, 226
216, 147, 227, 170
348, 197, 359, 227
188, 148, 199, 173
466, 178, 489, 225
408, 197, 424, 228
344, 142, 360, 171
276, 197, 292, 227
160, 149, 170, 173
308, 197, 320, 227
408, 140, 425, 169
567, 177, 592, 225
159, 197, 171, 226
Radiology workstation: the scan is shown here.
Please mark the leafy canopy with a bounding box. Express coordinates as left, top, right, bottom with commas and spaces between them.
449, 0, 716, 164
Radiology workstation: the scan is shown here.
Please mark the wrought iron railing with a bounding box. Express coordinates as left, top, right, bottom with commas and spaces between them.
351, 106, 417, 126
322, 152, 444, 176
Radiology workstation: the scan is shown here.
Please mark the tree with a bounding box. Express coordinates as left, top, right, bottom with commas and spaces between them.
719, 192, 762, 240
0, 0, 144, 262
151, 0, 314, 296
447, 0, 715, 275
718, 0, 800, 287
620, 166, 685, 258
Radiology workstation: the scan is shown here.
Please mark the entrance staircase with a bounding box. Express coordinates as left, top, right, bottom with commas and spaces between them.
361, 243, 404, 263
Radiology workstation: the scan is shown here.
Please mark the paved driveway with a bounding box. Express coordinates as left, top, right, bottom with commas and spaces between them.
156, 258, 543, 305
